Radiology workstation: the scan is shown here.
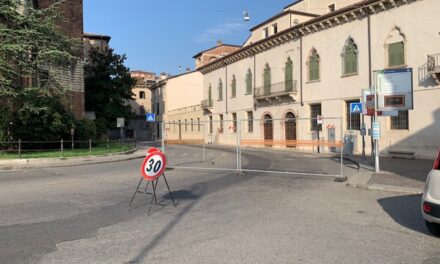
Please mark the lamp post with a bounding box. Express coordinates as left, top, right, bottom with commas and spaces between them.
70, 127, 75, 150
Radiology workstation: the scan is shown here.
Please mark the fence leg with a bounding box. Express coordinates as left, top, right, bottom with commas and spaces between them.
89, 139, 92, 157
61, 139, 64, 158
18, 139, 21, 159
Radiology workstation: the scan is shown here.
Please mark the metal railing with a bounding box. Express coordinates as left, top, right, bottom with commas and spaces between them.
427, 53, 440, 73
255, 80, 297, 98
0, 139, 136, 159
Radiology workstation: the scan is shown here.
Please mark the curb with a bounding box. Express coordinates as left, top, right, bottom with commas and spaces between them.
0, 147, 145, 171
347, 182, 423, 195
344, 156, 424, 195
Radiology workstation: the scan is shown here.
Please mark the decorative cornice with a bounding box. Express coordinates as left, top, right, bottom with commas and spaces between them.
199, 0, 416, 75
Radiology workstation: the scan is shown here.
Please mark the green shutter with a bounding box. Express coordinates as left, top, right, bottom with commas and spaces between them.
389, 42, 404, 67
264, 65, 271, 95
285, 59, 293, 91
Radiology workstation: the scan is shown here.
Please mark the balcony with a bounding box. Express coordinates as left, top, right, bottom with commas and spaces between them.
255, 80, 297, 105
201, 99, 213, 112
428, 54, 440, 74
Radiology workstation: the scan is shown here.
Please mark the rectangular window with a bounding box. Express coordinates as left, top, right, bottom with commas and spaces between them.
139, 91, 145, 99
263, 27, 269, 38
232, 113, 237, 133
310, 104, 322, 131
247, 111, 253, 133
346, 100, 361, 130
197, 118, 200, 131
272, 24, 278, 34
219, 114, 223, 133
191, 118, 194, 131
209, 116, 213, 134
391, 110, 409, 130
388, 42, 405, 67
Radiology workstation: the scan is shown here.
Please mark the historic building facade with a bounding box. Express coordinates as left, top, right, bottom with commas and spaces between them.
200, 0, 440, 157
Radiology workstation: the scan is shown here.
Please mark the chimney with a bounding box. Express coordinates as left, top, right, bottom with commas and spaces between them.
216, 40, 223, 46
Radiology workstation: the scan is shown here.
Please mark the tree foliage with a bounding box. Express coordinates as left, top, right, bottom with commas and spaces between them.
85, 48, 135, 129
0, 0, 81, 141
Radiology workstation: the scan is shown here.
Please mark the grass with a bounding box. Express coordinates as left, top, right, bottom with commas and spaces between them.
0, 142, 136, 159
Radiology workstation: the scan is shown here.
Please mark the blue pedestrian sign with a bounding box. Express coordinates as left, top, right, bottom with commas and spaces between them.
146, 113, 156, 122
350, 103, 363, 114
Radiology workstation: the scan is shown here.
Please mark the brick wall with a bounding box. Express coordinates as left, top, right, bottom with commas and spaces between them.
36, 0, 85, 118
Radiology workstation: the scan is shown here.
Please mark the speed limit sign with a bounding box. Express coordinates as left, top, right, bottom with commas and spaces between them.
140, 151, 167, 181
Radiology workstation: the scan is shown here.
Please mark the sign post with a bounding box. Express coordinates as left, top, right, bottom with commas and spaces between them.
128, 148, 177, 213
117, 118, 125, 140
317, 115, 323, 154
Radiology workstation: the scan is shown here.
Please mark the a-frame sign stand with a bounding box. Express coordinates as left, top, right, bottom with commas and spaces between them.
128, 173, 177, 213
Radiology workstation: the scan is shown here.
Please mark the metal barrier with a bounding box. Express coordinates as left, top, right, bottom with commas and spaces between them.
162, 117, 344, 179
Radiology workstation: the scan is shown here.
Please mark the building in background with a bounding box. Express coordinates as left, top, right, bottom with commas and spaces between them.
193, 40, 241, 69
125, 71, 159, 140
83, 33, 111, 64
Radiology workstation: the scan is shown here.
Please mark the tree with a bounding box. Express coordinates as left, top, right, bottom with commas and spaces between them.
0, 0, 80, 141
84, 48, 135, 129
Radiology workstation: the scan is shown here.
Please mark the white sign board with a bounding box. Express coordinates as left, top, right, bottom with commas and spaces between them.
317, 115, 323, 125
117, 118, 125, 128
375, 68, 413, 111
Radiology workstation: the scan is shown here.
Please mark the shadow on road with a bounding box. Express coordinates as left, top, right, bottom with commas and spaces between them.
377, 194, 429, 235
129, 172, 254, 263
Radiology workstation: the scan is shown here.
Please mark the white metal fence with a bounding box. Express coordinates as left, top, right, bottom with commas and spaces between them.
161, 118, 344, 179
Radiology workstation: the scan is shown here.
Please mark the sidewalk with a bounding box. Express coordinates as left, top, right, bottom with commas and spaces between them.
347, 155, 433, 194
0, 147, 148, 171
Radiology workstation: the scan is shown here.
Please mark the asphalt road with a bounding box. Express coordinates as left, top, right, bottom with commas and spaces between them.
0, 157, 439, 263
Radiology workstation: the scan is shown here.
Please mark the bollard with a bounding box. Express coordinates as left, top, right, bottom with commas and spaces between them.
60, 139, 64, 158
89, 139, 92, 157
18, 139, 21, 159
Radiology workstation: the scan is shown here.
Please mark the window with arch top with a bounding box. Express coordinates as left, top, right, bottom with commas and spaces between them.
263, 63, 271, 95
308, 49, 320, 81
218, 79, 223, 101
231, 75, 236, 98
342, 38, 358, 75
285, 57, 293, 91
245, 69, 252, 94
385, 26, 406, 68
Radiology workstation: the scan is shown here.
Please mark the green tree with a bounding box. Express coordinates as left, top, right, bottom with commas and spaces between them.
84, 48, 135, 129
0, 0, 80, 141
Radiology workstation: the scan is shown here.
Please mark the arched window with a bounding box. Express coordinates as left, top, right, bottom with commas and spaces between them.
342, 38, 358, 75
263, 63, 271, 95
285, 57, 293, 91
308, 49, 320, 81
208, 84, 212, 106
231, 75, 236, 98
385, 27, 406, 67
218, 79, 223, 101
245, 69, 252, 94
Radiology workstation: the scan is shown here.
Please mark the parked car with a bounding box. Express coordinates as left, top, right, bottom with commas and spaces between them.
422, 148, 440, 236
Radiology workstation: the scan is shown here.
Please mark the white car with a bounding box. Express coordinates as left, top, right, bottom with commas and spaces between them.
422, 148, 440, 236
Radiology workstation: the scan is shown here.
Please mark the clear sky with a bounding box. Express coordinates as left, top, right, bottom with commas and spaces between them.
84, 0, 297, 76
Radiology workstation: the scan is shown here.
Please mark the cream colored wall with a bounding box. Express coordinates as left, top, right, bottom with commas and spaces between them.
244, 13, 314, 47
287, 0, 361, 14
129, 86, 152, 115
165, 71, 203, 112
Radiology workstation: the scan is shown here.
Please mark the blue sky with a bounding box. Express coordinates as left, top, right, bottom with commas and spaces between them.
84, 0, 296, 75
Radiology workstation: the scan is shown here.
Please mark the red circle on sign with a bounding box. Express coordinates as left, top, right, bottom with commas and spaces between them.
147, 147, 160, 155
140, 151, 167, 181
